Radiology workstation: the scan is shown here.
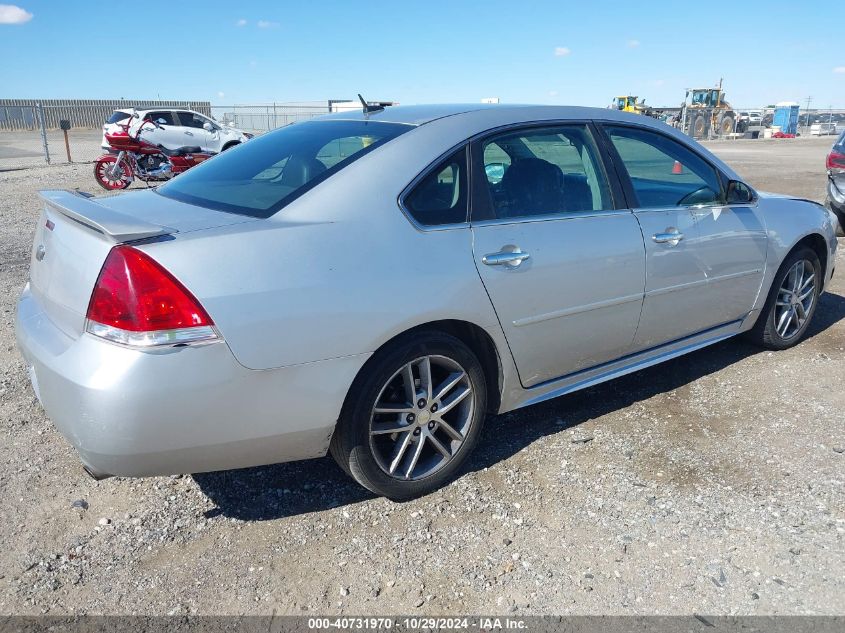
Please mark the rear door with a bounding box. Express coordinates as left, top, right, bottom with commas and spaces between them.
470, 123, 645, 387
601, 123, 766, 350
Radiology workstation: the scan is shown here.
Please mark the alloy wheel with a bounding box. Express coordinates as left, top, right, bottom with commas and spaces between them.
774, 258, 816, 340
369, 355, 474, 481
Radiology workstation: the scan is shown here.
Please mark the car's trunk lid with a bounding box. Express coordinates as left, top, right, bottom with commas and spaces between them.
28, 189, 255, 340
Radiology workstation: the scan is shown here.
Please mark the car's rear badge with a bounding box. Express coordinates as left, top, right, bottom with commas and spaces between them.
35, 244, 46, 261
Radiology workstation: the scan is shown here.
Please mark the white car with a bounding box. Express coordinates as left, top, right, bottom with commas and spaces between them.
811, 122, 838, 136
101, 108, 252, 153
749, 111, 763, 123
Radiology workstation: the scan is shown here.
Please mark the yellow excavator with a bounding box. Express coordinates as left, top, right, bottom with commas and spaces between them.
613, 96, 655, 117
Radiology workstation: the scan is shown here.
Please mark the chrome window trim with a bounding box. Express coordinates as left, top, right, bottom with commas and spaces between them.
470, 208, 632, 228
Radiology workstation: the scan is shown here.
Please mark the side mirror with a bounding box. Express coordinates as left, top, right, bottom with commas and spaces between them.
202, 122, 213, 131
726, 180, 755, 204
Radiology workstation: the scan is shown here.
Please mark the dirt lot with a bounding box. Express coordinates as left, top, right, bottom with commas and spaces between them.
0, 136, 843, 616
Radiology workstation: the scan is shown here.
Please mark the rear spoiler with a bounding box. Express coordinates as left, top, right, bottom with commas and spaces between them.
39, 190, 175, 242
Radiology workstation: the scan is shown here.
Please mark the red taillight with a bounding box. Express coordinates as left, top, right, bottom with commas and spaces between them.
828, 151, 845, 170
86, 246, 217, 347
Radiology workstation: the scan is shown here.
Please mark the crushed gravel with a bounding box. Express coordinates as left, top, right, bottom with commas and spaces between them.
0, 138, 843, 616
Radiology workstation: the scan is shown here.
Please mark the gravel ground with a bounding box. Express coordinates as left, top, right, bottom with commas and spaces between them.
0, 137, 843, 616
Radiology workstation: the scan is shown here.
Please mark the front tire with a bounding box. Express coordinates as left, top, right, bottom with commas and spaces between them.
718, 113, 736, 135
330, 331, 487, 500
94, 155, 131, 190
746, 247, 821, 350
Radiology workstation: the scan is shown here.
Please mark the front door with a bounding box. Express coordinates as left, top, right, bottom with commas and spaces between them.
471, 124, 646, 387
177, 111, 216, 152
688, 200, 767, 324
601, 123, 766, 350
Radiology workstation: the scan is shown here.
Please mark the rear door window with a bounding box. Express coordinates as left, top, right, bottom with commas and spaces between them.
146, 111, 177, 126
478, 124, 612, 219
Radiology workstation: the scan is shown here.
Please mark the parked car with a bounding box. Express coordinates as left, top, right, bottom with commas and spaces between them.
746, 110, 763, 125
811, 122, 838, 136
17, 105, 839, 499
101, 108, 251, 153
826, 129, 845, 236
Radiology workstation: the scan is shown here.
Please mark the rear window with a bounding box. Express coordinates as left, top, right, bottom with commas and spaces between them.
107, 111, 131, 123
157, 120, 410, 218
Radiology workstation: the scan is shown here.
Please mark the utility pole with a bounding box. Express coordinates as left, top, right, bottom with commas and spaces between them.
804, 96, 812, 128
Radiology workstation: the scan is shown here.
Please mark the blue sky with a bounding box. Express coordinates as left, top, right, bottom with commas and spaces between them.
1, 1, 843, 109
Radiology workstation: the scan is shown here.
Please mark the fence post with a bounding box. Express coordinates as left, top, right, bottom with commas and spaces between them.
36, 102, 50, 165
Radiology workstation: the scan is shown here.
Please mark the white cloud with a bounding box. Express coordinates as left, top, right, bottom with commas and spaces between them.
235, 18, 247, 27
554, 46, 571, 57
548, 90, 559, 96
0, 4, 33, 24
627, 39, 640, 48
217, 91, 225, 98
257, 20, 279, 29
834, 66, 845, 74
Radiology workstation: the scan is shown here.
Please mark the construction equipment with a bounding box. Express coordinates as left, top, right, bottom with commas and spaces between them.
679, 79, 739, 138
613, 96, 656, 117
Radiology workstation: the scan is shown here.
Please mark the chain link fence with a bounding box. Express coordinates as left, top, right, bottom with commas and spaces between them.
0, 101, 348, 171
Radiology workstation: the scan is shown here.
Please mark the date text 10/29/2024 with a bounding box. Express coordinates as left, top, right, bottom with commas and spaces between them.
307, 617, 527, 630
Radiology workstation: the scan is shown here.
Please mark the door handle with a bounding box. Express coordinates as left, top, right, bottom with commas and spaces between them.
482, 249, 531, 267
652, 230, 684, 245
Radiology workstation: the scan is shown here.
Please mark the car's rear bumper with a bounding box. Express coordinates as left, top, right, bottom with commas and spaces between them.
15, 284, 369, 478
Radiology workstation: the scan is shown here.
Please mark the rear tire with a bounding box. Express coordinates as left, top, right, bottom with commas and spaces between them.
690, 114, 709, 138
221, 142, 239, 152
745, 247, 821, 350
330, 331, 487, 500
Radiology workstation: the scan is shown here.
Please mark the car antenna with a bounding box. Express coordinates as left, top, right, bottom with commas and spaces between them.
358, 93, 384, 115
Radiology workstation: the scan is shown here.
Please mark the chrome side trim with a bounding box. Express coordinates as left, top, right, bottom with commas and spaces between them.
512, 293, 642, 327
471, 208, 631, 228
646, 268, 763, 298
511, 320, 743, 410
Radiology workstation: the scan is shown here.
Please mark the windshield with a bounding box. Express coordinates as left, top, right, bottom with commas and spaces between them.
157, 120, 411, 218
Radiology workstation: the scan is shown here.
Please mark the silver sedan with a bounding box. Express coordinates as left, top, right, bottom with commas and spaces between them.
16, 104, 839, 499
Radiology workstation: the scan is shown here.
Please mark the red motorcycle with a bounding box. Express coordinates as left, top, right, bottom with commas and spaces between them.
94, 116, 215, 190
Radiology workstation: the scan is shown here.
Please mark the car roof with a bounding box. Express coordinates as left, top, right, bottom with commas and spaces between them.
316, 103, 651, 127
113, 107, 197, 114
